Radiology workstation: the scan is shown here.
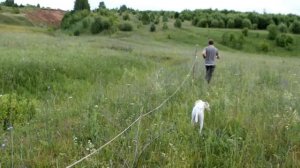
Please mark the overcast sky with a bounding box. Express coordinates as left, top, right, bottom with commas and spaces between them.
6, 0, 300, 15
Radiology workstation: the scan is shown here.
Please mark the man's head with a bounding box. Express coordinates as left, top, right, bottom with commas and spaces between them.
208, 39, 214, 45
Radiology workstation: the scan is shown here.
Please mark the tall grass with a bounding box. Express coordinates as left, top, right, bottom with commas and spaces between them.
0, 25, 299, 167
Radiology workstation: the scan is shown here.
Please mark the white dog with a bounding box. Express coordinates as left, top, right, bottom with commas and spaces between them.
191, 100, 210, 134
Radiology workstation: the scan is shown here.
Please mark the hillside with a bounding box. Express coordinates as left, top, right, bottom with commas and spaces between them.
0, 6, 65, 27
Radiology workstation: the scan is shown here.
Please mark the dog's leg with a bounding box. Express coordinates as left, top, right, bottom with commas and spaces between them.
199, 112, 204, 134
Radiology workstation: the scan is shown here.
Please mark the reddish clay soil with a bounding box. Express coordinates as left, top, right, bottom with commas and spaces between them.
26, 9, 65, 28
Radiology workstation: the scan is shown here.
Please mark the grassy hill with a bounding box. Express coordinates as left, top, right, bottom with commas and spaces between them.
0, 6, 64, 28
0, 8, 299, 168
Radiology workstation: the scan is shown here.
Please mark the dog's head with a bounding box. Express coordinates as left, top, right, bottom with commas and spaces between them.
195, 100, 210, 111
204, 102, 210, 111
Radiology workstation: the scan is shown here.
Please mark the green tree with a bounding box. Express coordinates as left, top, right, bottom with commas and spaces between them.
242, 27, 248, 36
141, 12, 150, 25
289, 20, 300, 34
150, 23, 156, 32
5, 0, 14, 6
174, 12, 180, 19
74, 0, 90, 11
242, 18, 252, 28
267, 24, 278, 40
278, 23, 288, 33
174, 19, 182, 28
99, 1, 106, 9
276, 34, 293, 47
119, 4, 127, 13
227, 18, 235, 28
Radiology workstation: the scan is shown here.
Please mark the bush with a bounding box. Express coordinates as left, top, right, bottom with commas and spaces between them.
174, 19, 182, 28
0, 94, 36, 130
242, 18, 252, 29
276, 34, 293, 47
61, 10, 90, 29
197, 18, 208, 27
210, 19, 220, 28
74, 30, 80, 36
227, 18, 235, 28
150, 23, 156, 32
90, 17, 103, 34
82, 19, 89, 28
141, 12, 150, 25
162, 22, 168, 30
278, 23, 288, 33
259, 41, 269, 52
289, 21, 300, 34
119, 22, 133, 31
267, 24, 278, 40
221, 32, 244, 49
242, 27, 248, 36
162, 15, 168, 22
122, 13, 130, 20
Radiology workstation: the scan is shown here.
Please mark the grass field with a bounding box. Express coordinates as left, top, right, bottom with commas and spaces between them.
0, 23, 299, 167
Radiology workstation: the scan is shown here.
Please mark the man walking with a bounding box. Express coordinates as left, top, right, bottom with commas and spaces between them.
202, 39, 220, 83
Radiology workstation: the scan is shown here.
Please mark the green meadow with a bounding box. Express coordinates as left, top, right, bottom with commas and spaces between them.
0, 21, 300, 168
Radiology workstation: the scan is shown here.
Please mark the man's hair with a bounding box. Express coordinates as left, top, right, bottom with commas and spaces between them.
208, 39, 214, 45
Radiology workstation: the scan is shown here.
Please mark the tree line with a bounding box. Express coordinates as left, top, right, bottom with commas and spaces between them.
64, 0, 300, 34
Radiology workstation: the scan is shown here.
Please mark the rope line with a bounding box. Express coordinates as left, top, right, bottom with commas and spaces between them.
66, 56, 198, 168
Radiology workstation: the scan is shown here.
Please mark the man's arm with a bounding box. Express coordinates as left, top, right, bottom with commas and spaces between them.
202, 49, 206, 58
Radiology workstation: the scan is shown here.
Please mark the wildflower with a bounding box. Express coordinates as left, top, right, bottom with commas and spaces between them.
68, 96, 73, 99
94, 105, 99, 108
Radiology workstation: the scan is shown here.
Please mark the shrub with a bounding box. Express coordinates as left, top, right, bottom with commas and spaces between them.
74, 30, 80, 36
289, 20, 300, 34
141, 12, 150, 25
227, 18, 235, 28
119, 22, 133, 31
150, 23, 156, 32
122, 13, 130, 20
221, 32, 244, 49
198, 18, 208, 27
82, 19, 89, 28
242, 19, 252, 29
174, 19, 182, 28
0, 94, 36, 130
259, 41, 269, 52
162, 22, 168, 30
61, 10, 90, 29
210, 19, 220, 28
242, 27, 248, 36
162, 15, 168, 22
267, 24, 278, 40
278, 23, 288, 33
276, 34, 293, 47
154, 16, 160, 25
90, 17, 103, 34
